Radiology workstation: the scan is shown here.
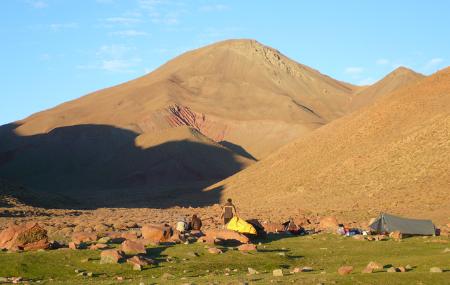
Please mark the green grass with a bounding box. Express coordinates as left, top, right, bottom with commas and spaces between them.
0, 234, 449, 284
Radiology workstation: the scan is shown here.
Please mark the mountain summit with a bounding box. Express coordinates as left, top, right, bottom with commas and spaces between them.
0, 39, 427, 208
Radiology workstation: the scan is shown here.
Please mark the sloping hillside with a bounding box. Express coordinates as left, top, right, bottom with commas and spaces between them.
348, 67, 424, 111
212, 68, 450, 224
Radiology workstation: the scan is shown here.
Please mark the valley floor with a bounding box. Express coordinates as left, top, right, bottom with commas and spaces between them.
0, 234, 449, 284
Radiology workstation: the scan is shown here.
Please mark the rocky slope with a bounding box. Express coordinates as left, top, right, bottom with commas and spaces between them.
211, 68, 450, 224
348, 67, 424, 111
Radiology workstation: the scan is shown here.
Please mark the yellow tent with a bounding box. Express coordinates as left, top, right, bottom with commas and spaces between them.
226, 217, 257, 235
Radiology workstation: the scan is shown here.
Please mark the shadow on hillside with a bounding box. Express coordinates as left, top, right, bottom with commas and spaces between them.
219, 141, 257, 161
0, 123, 246, 209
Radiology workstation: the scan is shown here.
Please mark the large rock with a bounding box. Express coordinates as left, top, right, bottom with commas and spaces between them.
202, 229, 249, 244
238, 243, 257, 251
0, 222, 49, 251
141, 224, 172, 243
72, 232, 97, 244
319, 216, 339, 231
120, 240, 146, 255
262, 222, 284, 233
100, 249, 125, 264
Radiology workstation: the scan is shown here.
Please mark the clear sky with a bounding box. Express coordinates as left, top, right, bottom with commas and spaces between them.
1, 1, 449, 125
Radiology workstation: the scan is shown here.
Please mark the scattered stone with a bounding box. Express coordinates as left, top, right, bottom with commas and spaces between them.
430, 267, 443, 273
100, 249, 125, 264
273, 269, 284, 277
237, 243, 257, 251
389, 231, 403, 241
301, 266, 313, 272
337, 266, 353, 275
374, 235, 388, 241
96, 237, 111, 244
121, 231, 139, 241
387, 267, 398, 273
72, 232, 97, 244
127, 255, 155, 267
398, 266, 406, 272
405, 264, 413, 270
277, 252, 286, 256
89, 243, 108, 250
186, 251, 198, 257
443, 248, 450, 253
161, 272, 175, 280
120, 240, 146, 255
87, 272, 93, 277
248, 267, 259, 275
207, 247, 222, 254
361, 267, 373, 273
366, 261, 383, 271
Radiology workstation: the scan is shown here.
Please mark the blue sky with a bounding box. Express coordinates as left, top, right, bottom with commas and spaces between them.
1, 0, 449, 125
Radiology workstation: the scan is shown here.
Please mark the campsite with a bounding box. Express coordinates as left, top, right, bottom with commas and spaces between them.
0, 207, 449, 284
2, 1, 450, 284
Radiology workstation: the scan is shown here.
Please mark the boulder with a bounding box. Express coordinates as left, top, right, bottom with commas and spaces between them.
100, 249, 125, 264
361, 267, 373, 274
248, 267, 259, 275
141, 224, 172, 243
0, 222, 49, 251
237, 244, 257, 251
337, 266, 353, 275
262, 222, 284, 233
319, 216, 339, 231
127, 255, 155, 267
120, 240, 146, 255
202, 229, 249, 244
72, 232, 97, 244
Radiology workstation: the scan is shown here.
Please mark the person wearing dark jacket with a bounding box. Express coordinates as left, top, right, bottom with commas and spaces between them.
190, 214, 202, 231
221, 198, 237, 225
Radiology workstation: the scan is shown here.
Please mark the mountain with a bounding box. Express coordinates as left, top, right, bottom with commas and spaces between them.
0, 39, 363, 207
210, 67, 450, 224
10, 39, 357, 159
348, 67, 424, 111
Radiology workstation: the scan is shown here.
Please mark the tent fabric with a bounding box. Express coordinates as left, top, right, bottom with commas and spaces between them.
369, 213, 435, 235
226, 217, 257, 235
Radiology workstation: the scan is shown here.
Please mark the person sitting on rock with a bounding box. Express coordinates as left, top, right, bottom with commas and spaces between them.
189, 214, 202, 231
221, 198, 237, 225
